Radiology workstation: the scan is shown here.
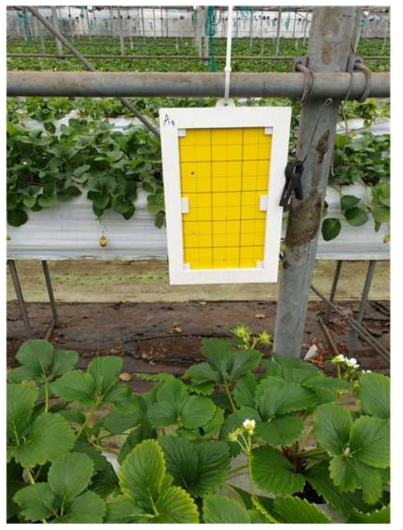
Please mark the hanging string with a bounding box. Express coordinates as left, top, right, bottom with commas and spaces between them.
224, 5, 234, 104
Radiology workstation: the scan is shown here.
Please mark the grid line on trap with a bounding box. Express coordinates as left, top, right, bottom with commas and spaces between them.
179, 127, 272, 270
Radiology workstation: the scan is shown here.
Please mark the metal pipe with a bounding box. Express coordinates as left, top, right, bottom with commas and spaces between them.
26, 6, 159, 138
42, 261, 58, 324
7, 52, 390, 62
117, 6, 125, 56
311, 284, 389, 362
7, 70, 390, 99
351, 260, 376, 351
8, 260, 33, 339
324, 260, 343, 323
275, 7, 282, 56
274, 7, 364, 358
51, 6, 64, 56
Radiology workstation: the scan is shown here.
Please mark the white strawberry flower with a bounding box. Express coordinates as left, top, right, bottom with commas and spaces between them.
243, 419, 256, 432
332, 354, 346, 363
346, 357, 359, 368
361, 369, 372, 374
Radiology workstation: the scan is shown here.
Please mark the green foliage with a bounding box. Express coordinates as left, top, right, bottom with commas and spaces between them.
325, 132, 390, 239
7, 117, 162, 227
7, 337, 390, 523
313, 404, 390, 504
109, 440, 199, 523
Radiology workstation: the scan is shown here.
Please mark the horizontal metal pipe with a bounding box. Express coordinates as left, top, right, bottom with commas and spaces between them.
7, 53, 390, 62
7, 71, 390, 99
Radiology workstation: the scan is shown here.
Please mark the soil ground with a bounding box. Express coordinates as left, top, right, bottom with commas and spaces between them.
7, 259, 390, 390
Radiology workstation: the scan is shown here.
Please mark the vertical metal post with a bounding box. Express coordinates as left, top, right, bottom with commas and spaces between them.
34, 13, 45, 53
141, 7, 146, 43
203, 7, 209, 59
8, 260, 33, 339
273, 7, 362, 358
351, 261, 376, 351
382, 17, 389, 51
128, 7, 133, 50
292, 8, 297, 47
235, 9, 239, 38
303, 9, 309, 48
275, 7, 282, 56
195, 7, 203, 57
110, 7, 115, 40
51, 6, 64, 56
85, 6, 92, 41
160, 8, 164, 38
249, 8, 254, 51
42, 261, 58, 324
117, 6, 125, 56
68, 6, 74, 43
153, 8, 156, 40
324, 260, 343, 323
260, 10, 264, 55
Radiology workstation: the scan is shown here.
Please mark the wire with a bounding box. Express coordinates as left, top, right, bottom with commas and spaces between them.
224, 5, 234, 104
301, 98, 334, 163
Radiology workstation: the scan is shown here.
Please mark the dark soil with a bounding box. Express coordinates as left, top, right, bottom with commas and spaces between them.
7, 299, 390, 392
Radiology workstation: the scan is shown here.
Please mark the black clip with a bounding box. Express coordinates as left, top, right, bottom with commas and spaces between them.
279, 160, 304, 207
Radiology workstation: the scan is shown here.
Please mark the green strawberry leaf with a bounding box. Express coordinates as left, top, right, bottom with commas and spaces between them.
255, 416, 304, 447
272, 496, 332, 523
251, 446, 305, 496
13, 483, 56, 522
203, 494, 250, 524
349, 416, 390, 468
53, 491, 106, 524
119, 439, 165, 508
15, 413, 76, 467
256, 377, 317, 417
48, 452, 94, 502
313, 404, 352, 455
159, 436, 230, 497
358, 373, 390, 419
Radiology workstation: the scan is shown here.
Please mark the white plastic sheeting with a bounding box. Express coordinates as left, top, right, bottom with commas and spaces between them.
7, 186, 390, 261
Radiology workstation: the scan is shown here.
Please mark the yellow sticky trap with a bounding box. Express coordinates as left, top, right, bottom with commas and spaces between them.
179, 127, 272, 270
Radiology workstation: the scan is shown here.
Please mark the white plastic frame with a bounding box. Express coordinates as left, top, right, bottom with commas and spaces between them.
159, 107, 292, 285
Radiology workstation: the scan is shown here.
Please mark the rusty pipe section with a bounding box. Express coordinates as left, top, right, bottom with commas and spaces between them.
7, 71, 390, 99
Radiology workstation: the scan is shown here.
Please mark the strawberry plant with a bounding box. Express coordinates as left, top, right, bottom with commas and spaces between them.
7, 337, 390, 523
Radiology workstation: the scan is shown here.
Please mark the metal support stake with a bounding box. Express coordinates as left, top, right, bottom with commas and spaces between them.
141, 8, 146, 43
27, 6, 159, 138
273, 7, 363, 358
85, 6, 92, 42
275, 7, 282, 56
324, 260, 343, 323
8, 260, 33, 339
351, 260, 376, 352
292, 9, 297, 48
260, 11, 264, 55
153, 8, 156, 40
110, 8, 115, 40
303, 10, 309, 48
33, 14, 46, 53
128, 7, 133, 50
117, 6, 125, 56
68, 6, 74, 43
203, 7, 209, 59
51, 6, 64, 56
249, 8, 254, 51
42, 261, 58, 324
